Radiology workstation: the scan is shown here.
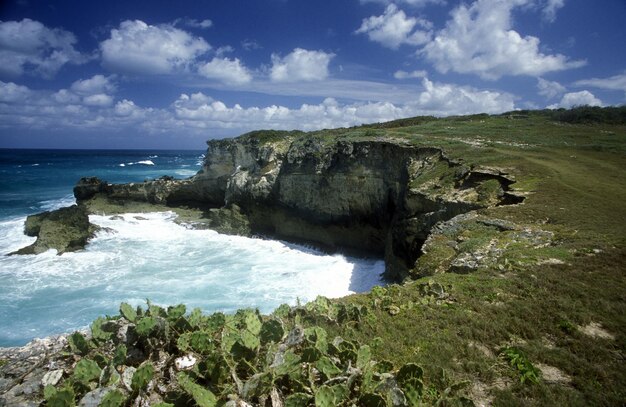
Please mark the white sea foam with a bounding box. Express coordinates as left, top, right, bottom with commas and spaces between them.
40, 194, 76, 211
0, 211, 384, 346
119, 160, 155, 167
175, 169, 198, 177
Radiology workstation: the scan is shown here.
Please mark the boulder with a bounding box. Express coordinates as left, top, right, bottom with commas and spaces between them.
10, 205, 98, 255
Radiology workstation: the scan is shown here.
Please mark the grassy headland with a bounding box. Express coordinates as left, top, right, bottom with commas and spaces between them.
7, 107, 626, 406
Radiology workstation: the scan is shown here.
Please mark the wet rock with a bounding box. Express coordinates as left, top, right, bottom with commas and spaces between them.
10, 205, 98, 255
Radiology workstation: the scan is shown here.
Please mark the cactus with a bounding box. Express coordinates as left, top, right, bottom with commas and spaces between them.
68, 331, 89, 355
202, 353, 230, 386
396, 363, 424, 406
99, 365, 121, 387
120, 302, 137, 322
242, 371, 273, 400
285, 392, 313, 407
357, 345, 372, 370
90, 317, 113, 342
240, 330, 261, 351
260, 318, 285, 345
314, 384, 348, 407
301, 347, 322, 363
177, 372, 218, 407
99, 389, 125, 407
314, 356, 341, 380
397, 363, 424, 385
135, 316, 157, 337
131, 362, 154, 392
45, 386, 75, 407
189, 330, 215, 354
112, 344, 127, 366
72, 358, 101, 385
167, 303, 186, 320
359, 392, 387, 407
273, 349, 301, 376
147, 300, 167, 318
273, 303, 291, 318
188, 307, 205, 328
304, 326, 328, 353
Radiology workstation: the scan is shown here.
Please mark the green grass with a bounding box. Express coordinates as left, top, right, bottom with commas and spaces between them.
36, 108, 626, 406
249, 109, 625, 405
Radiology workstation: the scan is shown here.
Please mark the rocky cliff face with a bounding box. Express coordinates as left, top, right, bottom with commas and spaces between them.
75, 132, 523, 280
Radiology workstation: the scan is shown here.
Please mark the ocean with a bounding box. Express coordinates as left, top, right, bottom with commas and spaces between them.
0, 149, 384, 347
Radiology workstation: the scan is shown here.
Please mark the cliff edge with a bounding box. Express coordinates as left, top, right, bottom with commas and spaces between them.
74, 131, 524, 280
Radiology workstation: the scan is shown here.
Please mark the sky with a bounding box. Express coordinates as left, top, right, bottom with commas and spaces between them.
0, 0, 624, 149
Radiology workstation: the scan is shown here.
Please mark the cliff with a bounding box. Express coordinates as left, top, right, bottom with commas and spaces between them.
74, 132, 524, 280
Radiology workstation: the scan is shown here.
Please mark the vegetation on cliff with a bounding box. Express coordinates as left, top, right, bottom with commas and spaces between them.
1, 107, 625, 406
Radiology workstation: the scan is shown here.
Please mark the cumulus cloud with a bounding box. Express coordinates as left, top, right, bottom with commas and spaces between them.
394, 69, 428, 79
422, 0, 585, 80
0, 78, 515, 139
574, 72, 626, 96
0, 18, 87, 78
198, 57, 252, 85
537, 78, 566, 99
270, 48, 334, 82
0, 80, 31, 102
542, 0, 565, 22
82, 93, 114, 107
355, 4, 432, 49
70, 74, 116, 95
174, 18, 213, 29
172, 79, 513, 131
100, 20, 210, 74
548, 90, 602, 109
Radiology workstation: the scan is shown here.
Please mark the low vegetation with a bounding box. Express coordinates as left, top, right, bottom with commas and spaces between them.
12, 107, 626, 405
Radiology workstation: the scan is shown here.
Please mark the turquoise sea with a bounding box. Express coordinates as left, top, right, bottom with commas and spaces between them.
0, 149, 384, 347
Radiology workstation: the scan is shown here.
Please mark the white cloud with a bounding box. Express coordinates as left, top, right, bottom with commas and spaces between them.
83, 93, 114, 107
416, 78, 515, 115
548, 90, 602, 109
0, 18, 86, 78
174, 18, 213, 29
394, 69, 428, 79
52, 89, 80, 104
422, 0, 585, 80
198, 57, 252, 85
355, 4, 432, 49
270, 48, 334, 82
70, 74, 116, 96
537, 78, 566, 99
0, 80, 31, 102
100, 20, 210, 74
0, 76, 516, 144
542, 0, 565, 22
574, 72, 626, 95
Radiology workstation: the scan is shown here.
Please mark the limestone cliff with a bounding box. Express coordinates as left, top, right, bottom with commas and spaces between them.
75, 131, 524, 280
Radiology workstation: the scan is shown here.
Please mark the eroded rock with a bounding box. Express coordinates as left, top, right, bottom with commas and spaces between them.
9, 205, 98, 255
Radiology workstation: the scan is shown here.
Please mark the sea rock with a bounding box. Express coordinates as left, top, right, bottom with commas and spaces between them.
10, 205, 98, 255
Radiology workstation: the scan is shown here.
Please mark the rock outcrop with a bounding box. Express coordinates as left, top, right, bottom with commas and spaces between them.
10, 205, 98, 255
74, 132, 524, 280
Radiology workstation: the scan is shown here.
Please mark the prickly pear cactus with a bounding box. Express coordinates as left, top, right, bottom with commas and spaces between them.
131, 362, 154, 392
120, 302, 137, 322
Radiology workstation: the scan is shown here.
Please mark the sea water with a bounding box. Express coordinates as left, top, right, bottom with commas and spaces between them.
0, 149, 384, 346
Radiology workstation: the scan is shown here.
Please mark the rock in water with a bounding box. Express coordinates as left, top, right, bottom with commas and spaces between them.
10, 205, 98, 255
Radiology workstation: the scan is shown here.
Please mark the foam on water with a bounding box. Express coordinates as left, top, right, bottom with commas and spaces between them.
0, 211, 384, 346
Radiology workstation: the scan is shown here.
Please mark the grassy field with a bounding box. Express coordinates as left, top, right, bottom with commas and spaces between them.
25, 108, 626, 406
315, 109, 626, 405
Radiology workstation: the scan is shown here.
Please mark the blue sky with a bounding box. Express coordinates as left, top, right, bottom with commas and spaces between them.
0, 0, 624, 149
